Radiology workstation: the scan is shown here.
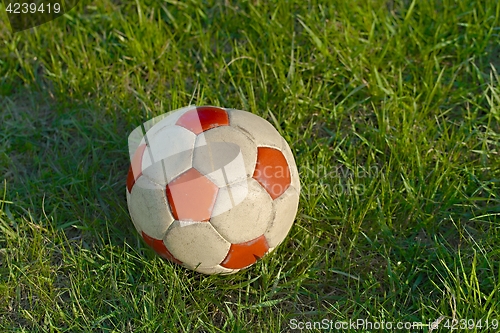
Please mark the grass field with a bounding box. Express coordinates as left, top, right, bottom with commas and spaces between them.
1, 0, 499, 331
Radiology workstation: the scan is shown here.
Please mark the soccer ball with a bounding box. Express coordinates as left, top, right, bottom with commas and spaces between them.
126, 106, 300, 274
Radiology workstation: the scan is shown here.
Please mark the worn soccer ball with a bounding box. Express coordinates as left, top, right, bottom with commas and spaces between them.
126, 106, 300, 274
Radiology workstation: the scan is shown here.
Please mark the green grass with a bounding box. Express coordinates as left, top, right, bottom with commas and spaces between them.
1, 0, 499, 331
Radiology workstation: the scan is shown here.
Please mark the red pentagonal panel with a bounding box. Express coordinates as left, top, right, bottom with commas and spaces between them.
252, 147, 291, 200
166, 168, 219, 221
127, 143, 147, 193
142, 231, 182, 264
175, 106, 229, 135
220, 235, 269, 269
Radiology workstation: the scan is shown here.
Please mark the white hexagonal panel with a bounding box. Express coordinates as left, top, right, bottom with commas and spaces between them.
164, 221, 231, 268
227, 109, 283, 149
264, 185, 299, 248
210, 180, 248, 218
188, 264, 238, 275
193, 126, 257, 187
127, 175, 175, 240
141, 125, 196, 185
126, 190, 142, 235
142, 106, 197, 139
128, 106, 196, 162
210, 178, 274, 244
